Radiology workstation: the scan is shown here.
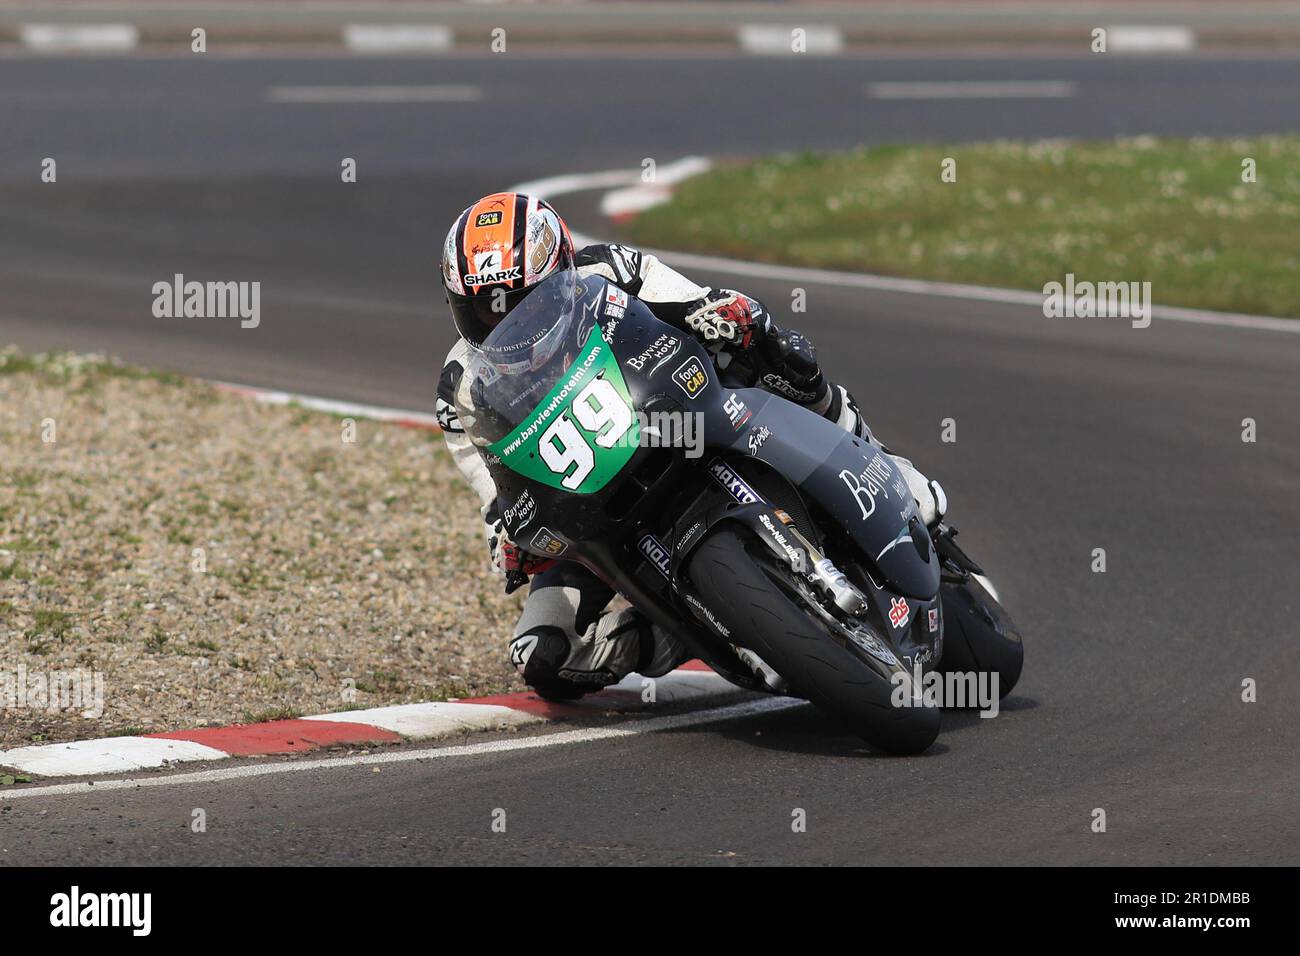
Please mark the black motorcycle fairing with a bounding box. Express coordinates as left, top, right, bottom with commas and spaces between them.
666, 464, 942, 674
459, 272, 941, 673
687, 389, 942, 601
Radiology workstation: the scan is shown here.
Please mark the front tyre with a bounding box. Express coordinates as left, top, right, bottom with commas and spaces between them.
687, 527, 940, 755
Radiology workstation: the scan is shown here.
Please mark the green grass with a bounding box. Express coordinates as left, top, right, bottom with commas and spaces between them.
0, 560, 31, 582
242, 706, 302, 724
0, 537, 41, 553
24, 608, 76, 654
0, 346, 188, 385
144, 626, 169, 653
624, 136, 1300, 318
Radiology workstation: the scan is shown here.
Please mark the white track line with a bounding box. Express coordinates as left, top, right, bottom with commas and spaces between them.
1107, 26, 1196, 53
20, 23, 139, 52
738, 24, 843, 55
268, 85, 480, 104
342, 24, 453, 54
598, 156, 711, 219
0, 697, 805, 801
868, 81, 1077, 99
630, 246, 1300, 333
511, 168, 645, 200
211, 381, 441, 428
512, 165, 1300, 334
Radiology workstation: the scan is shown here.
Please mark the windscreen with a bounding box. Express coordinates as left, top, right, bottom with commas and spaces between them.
455, 269, 587, 447
455, 272, 641, 495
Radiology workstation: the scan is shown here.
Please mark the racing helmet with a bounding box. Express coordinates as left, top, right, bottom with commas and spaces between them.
441, 192, 576, 349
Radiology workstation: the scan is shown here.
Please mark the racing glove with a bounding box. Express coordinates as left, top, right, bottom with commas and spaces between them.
754, 326, 828, 406
684, 291, 828, 406
683, 291, 762, 349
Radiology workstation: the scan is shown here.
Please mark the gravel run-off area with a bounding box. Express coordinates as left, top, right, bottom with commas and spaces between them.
0, 349, 525, 749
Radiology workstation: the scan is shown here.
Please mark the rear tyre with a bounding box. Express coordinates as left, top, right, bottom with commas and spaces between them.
687, 527, 940, 755
938, 576, 1024, 699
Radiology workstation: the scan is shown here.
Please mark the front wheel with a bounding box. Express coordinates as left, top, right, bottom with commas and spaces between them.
686, 527, 940, 754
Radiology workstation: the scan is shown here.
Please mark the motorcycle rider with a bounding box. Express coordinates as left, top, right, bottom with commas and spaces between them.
436, 192, 946, 700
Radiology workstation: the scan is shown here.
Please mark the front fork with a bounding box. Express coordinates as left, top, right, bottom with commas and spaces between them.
670, 499, 876, 645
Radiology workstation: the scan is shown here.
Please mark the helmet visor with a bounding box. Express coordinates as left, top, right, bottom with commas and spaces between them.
476, 265, 579, 373
448, 282, 537, 351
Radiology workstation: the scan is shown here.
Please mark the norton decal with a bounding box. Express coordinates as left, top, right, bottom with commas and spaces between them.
638, 534, 671, 578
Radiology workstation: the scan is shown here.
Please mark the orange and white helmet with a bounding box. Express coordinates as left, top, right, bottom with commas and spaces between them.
441, 192, 576, 349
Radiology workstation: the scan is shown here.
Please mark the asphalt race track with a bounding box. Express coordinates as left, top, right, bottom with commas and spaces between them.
1, 52, 1298, 865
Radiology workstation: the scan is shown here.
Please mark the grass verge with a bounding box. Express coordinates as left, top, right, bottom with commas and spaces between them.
623, 136, 1300, 318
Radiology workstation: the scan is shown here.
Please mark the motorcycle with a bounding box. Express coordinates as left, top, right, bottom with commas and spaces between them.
455, 269, 1023, 754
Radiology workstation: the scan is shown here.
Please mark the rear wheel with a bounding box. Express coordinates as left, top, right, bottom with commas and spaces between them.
687, 527, 940, 754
